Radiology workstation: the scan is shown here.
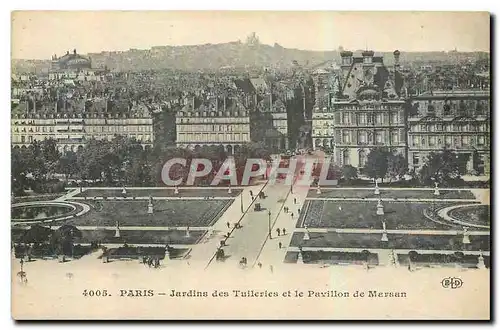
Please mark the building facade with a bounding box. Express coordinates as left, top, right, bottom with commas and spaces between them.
311, 68, 337, 152
332, 50, 407, 168
11, 112, 154, 152
175, 96, 251, 154
407, 90, 490, 175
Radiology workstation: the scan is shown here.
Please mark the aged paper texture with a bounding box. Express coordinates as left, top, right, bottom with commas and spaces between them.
11, 11, 490, 320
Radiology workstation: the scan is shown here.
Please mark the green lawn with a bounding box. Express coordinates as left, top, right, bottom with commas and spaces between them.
289, 232, 490, 251
298, 200, 472, 230
307, 189, 475, 200
449, 205, 490, 226
54, 200, 233, 227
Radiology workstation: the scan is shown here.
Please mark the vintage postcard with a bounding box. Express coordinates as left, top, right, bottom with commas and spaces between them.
10, 11, 490, 320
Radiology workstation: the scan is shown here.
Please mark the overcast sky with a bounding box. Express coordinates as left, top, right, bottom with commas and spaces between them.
11, 11, 490, 59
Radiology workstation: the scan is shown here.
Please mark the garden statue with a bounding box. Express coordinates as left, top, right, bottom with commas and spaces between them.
185, 226, 191, 238
462, 226, 470, 244
228, 185, 232, 194
381, 221, 388, 242
374, 180, 380, 195
174, 186, 179, 194
122, 187, 127, 195
147, 196, 154, 214
434, 182, 440, 196
477, 251, 486, 269
316, 185, 321, 195
114, 220, 121, 238
303, 225, 310, 240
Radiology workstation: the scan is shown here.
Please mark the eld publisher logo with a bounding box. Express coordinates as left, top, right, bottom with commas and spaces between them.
441, 277, 463, 289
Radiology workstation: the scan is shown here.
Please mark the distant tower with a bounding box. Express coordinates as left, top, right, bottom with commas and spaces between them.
393, 50, 401, 69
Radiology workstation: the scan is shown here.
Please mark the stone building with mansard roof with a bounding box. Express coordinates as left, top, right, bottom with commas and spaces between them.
330, 50, 407, 169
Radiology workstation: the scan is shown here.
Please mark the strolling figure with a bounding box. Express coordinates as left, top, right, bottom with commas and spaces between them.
282, 228, 286, 235
276, 228, 281, 236
227, 222, 231, 228
278, 242, 282, 249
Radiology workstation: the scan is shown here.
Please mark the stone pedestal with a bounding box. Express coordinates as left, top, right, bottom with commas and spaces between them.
303, 227, 310, 240
381, 231, 388, 242
228, 186, 232, 194
174, 186, 179, 194
165, 249, 170, 260
122, 187, 127, 195
148, 202, 154, 214
374, 181, 380, 195
185, 227, 191, 238
316, 186, 321, 195
58, 255, 66, 263
297, 251, 304, 264
376, 201, 384, 215
462, 232, 471, 244
434, 188, 440, 196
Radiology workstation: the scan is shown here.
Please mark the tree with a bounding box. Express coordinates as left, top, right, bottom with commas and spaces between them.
418, 149, 462, 186
387, 154, 408, 182
364, 147, 390, 182
58, 151, 79, 181
342, 165, 358, 182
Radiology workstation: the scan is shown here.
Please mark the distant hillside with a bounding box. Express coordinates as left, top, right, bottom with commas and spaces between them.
11, 41, 489, 73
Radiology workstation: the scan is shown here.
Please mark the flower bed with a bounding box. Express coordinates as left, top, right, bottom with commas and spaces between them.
289, 232, 490, 251
78, 229, 205, 245
397, 253, 490, 269
75, 188, 243, 198
307, 189, 475, 200
284, 250, 379, 265
449, 205, 490, 226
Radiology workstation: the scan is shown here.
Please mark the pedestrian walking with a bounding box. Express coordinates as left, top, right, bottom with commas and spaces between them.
278, 242, 282, 249
270, 265, 274, 273
276, 228, 281, 236
227, 222, 231, 228
294, 198, 297, 204
291, 213, 294, 218
257, 262, 262, 269
298, 208, 301, 214
282, 228, 286, 235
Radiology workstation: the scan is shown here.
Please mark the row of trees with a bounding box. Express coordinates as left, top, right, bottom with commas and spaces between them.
12, 137, 272, 196
339, 147, 473, 186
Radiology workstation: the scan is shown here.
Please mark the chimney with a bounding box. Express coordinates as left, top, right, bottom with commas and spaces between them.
223, 96, 226, 111
74, 49, 77, 55
215, 97, 218, 111
192, 97, 195, 110
269, 93, 272, 112
340, 50, 353, 66
33, 97, 36, 113
55, 100, 58, 113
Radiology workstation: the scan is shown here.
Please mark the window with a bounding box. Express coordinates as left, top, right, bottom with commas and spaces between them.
391, 131, 399, 144
478, 136, 485, 146
342, 113, 350, 124
342, 131, 350, 143
413, 154, 420, 166
462, 136, 469, 146
375, 131, 383, 144
413, 136, 420, 146
429, 136, 436, 146
342, 150, 350, 165
358, 113, 367, 125
21, 136, 25, 143
359, 150, 367, 167
358, 131, 367, 143
420, 124, 427, 132
445, 136, 452, 146
392, 113, 398, 124
376, 113, 383, 124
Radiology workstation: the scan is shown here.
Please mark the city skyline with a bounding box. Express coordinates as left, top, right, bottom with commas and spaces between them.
12, 11, 490, 60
